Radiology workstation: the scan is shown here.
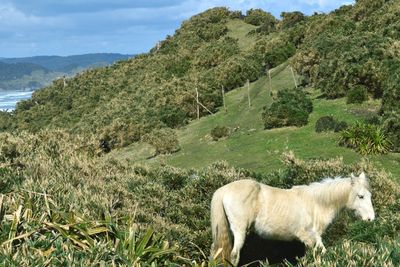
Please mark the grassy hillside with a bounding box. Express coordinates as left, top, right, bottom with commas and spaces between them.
113, 63, 400, 179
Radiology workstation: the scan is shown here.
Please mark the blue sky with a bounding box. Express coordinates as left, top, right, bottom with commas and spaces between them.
0, 0, 354, 58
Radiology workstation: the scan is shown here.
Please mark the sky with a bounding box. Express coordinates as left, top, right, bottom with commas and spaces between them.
0, 0, 354, 58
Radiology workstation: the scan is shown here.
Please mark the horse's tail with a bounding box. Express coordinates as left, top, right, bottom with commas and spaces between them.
210, 189, 232, 263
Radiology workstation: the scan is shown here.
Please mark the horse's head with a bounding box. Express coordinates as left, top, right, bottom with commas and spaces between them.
347, 172, 375, 221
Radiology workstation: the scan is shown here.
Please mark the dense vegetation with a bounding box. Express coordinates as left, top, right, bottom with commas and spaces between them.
262, 88, 313, 129
0, 132, 398, 265
0, 8, 298, 150
0, 0, 400, 265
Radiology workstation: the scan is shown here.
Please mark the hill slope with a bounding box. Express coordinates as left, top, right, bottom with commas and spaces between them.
112, 63, 400, 179
1, 1, 399, 150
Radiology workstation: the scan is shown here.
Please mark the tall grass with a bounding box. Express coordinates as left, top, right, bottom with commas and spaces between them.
0, 130, 399, 265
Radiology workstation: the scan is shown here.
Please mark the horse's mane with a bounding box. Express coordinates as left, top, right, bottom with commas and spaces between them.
293, 177, 353, 209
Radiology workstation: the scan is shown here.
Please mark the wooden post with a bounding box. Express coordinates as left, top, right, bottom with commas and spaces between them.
268, 69, 272, 91
290, 66, 298, 88
195, 86, 200, 120
247, 79, 251, 108
221, 85, 227, 113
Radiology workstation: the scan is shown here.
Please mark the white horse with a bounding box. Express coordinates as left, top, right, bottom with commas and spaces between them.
210, 172, 375, 266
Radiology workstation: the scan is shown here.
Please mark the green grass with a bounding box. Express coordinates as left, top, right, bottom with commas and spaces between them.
112, 63, 400, 180
226, 19, 257, 50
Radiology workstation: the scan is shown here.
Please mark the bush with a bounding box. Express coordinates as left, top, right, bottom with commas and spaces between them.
0, 112, 12, 131
244, 9, 277, 26
338, 122, 392, 155
278, 11, 306, 29
262, 89, 313, 129
160, 105, 188, 128
99, 120, 143, 150
143, 128, 180, 155
315, 116, 348, 133
315, 116, 337, 132
381, 61, 400, 115
347, 85, 368, 104
334, 121, 348, 132
382, 113, 400, 152
364, 114, 381, 125
211, 126, 230, 141
263, 42, 296, 68
215, 54, 262, 91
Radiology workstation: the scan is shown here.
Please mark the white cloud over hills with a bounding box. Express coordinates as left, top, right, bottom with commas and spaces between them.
0, 0, 354, 57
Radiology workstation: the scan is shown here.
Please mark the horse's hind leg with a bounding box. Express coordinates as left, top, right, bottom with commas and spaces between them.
230, 226, 246, 266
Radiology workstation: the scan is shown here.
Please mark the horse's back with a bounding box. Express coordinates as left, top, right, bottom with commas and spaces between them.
214, 180, 262, 225
214, 179, 261, 202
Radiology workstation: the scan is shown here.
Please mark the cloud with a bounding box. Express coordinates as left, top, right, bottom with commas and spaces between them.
0, 3, 40, 27
7, 0, 186, 16
0, 0, 355, 57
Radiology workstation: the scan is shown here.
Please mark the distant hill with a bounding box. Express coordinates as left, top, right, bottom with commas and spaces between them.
0, 53, 132, 90
0, 53, 132, 73
0, 62, 48, 81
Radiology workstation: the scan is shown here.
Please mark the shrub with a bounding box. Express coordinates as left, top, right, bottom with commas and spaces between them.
315, 116, 337, 132
160, 105, 188, 129
278, 11, 306, 29
263, 42, 296, 68
347, 85, 368, 104
364, 114, 381, 125
315, 116, 348, 133
381, 60, 400, 115
262, 88, 313, 129
99, 120, 143, 150
143, 128, 180, 155
0, 112, 12, 131
244, 9, 277, 26
215, 54, 262, 91
338, 122, 392, 155
211, 126, 230, 141
382, 113, 400, 152
334, 121, 348, 132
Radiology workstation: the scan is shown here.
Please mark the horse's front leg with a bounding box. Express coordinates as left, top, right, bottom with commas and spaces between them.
314, 235, 326, 253
297, 230, 326, 253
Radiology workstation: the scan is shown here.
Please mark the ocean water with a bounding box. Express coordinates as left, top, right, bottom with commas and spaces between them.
0, 90, 34, 111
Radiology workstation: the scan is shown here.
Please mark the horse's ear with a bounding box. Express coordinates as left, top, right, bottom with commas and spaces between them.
351, 173, 356, 184
359, 171, 367, 182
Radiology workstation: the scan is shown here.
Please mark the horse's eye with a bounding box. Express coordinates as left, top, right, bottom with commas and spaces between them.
358, 195, 364, 199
